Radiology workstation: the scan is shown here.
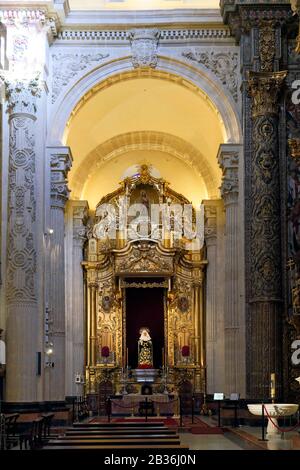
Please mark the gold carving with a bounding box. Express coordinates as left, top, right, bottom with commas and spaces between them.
259, 21, 276, 72
84, 167, 207, 395
288, 138, 300, 160
247, 71, 287, 118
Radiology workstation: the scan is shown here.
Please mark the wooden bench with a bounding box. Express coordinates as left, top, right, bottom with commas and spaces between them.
43, 444, 189, 450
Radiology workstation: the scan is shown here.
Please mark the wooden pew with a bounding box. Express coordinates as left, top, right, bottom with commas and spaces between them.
45, 438, 181, 446
43, 444, 189, 450
65, 429, 177, 436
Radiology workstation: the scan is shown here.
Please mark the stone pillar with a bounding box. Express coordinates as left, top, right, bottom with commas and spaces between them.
4, 77, 41, 402
70, 201, 88, 397
49, 148, 72, 402
218, 145, 240, 395
203, 203, 218, 394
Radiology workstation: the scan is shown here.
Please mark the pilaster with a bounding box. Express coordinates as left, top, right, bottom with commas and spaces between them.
47, 147, 72, 402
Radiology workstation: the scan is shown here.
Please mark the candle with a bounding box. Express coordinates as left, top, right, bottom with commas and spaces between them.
271, 373, 276, 401
162, 347, 164, 368
126, 348, 128, 368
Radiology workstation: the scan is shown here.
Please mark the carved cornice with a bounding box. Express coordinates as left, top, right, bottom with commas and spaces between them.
129, 29, 160, 69
247, 71, 287, 118
56, 27, 231, 44
50, 148, 73, 209
288, 138, 300, 159
0, 75, 42, 115
221, 1, 292, 41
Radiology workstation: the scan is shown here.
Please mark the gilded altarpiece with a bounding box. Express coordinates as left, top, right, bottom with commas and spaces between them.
83, 167, 207, 396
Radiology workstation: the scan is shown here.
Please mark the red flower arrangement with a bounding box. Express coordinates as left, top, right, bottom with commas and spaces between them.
101, 346, 110, 358
182, 345, 190, 357
138, 364, 153, 369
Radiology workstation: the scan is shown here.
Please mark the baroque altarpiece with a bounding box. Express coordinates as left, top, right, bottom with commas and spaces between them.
83, 166, 207, 396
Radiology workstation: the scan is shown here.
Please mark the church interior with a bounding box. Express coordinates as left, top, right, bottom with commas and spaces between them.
0, 0, 300, 453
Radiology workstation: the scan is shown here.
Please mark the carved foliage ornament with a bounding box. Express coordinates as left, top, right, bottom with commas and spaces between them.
1, 74, 42, 115
51, 52, 109, 103
129, 29, 160, 69
247, 71, 287, 118
182, 49, 238, 102
259, 21, 276, 72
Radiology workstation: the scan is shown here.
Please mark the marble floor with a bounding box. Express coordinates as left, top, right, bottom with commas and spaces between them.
179, 432, 243, 450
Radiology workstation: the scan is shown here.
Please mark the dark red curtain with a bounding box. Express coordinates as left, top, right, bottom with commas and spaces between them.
126, 287, 165, 368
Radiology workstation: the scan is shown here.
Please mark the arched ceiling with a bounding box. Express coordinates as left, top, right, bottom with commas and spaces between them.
66, 74, 224, 209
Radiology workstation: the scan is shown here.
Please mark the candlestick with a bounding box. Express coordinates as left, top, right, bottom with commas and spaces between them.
126, 347, 128, 369
162, 347, 164, 368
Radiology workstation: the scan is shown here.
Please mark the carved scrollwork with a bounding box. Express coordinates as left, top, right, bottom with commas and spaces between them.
51, 52, 110, 103
182, 49, 239, 102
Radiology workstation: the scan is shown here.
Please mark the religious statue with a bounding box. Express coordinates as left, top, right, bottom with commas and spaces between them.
138, 327, 153, 368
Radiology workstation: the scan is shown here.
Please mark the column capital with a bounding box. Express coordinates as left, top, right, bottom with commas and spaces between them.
218, 144, 241, 205
0, 74, 42, 115
247, 71, 287, 118
50, 146, 72, 209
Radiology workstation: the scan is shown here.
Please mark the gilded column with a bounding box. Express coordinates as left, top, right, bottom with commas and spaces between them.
247, 71, 287, 398
49, 149, 72, 402
193, 267, 206, 394
218, 146, 240, 395
4, 77, 41, 402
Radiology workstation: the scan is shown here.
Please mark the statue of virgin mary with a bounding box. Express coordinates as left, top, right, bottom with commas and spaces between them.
138, 327, 153, 368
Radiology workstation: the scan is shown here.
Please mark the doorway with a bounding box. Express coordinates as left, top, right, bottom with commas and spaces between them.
125, 285, 165, 369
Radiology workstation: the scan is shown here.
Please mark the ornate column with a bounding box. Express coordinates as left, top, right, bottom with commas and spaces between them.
49, 148, 72, 402
193, 265, 206, 394
218, 144, 240, 395
247, 71, 287, 398
222, 0, 290, 399
3, 77, 41, 402
85, 263, 98, 394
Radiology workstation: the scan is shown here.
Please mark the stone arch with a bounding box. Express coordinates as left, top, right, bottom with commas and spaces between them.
71, 131, 219, 200
48, 55, 242, 146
